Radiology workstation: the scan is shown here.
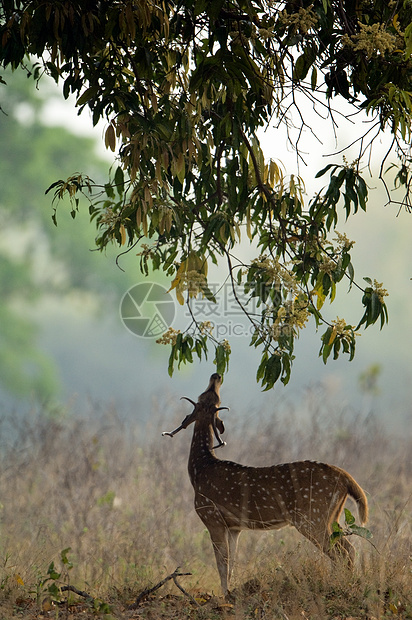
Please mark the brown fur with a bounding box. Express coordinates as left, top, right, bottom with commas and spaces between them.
167, 374, 368, 597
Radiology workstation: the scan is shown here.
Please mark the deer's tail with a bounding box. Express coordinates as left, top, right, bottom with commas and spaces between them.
346, 474, 368, 525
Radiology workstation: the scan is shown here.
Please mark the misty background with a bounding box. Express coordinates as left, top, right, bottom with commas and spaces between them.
1, 68, 411, 432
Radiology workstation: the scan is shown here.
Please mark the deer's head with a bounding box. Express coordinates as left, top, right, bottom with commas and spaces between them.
162, 373, 229, 448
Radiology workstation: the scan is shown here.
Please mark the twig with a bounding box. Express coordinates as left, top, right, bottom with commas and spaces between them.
61, 584, 96, 605
171, 572, 200, 606
128, 566, 197, 609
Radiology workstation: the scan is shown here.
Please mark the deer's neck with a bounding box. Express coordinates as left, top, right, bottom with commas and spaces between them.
188, 421, 217, 485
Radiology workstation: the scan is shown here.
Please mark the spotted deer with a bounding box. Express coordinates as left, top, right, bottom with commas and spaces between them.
163, 373, 368, 597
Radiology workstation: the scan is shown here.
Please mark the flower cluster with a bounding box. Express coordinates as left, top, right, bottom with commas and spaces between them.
333, 231, 355, 252
156, 327, 181, 345
330, 317, 358, 345
342, 155, 359, 170
331, 316, 349, 335
279, 5, 318, 35
136, 243, 155, 258
99, 207, 119, 227
270, 295, 310, 340
179, 270, 207, 298
258, 26, 276, 40
342, 22, 397, 58
221, 339, 231, 353
250, 255, 299, 294
372, 280, 388, 303
198, 321, 214, 335
319, 255, 337, 276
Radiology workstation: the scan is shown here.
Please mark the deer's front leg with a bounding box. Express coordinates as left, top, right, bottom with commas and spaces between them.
195, 497, 231, 597
208, 523, 230, 597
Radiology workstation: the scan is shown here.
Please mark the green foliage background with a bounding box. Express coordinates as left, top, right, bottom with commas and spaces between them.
0, 69, 135, 398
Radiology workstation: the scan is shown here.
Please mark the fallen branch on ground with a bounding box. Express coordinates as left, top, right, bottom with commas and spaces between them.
60, 584, 96, 605
128, 566, 198, 609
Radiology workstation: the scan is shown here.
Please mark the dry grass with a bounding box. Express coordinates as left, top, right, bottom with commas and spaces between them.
0, 395, 412, 618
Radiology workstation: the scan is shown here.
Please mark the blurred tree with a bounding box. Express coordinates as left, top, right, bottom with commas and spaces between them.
0, 69, 117, 397
0, 253, 57, 398
2, 1, 411, 388
359, 363, 382, 397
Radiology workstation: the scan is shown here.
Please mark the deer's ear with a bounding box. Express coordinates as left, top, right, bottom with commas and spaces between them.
216, 417, 225, 434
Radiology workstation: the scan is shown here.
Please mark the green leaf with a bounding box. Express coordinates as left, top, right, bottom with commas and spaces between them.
315, 163, 336, 178
199, 282, 217, 303
350, 524, 373, 540
104, 183, 115, 199
76, 85, 99, 107
47, 562, 60, 581
256, 351, 268, 381
329, 522, 343, 546
333, 337, 341, 360
344, 508, 355, 525
214, 344, 229, 376
114, 166, 124, 195
321, 342, 332, 364
60, 548, 73, 568
281, 353, 292, 385
293, 54, 308, 81
404, 22, 412, 58
261, 354, 282, 390
168, 344, 177, 377
311, 66, 317, 91
47, 582, 60, 599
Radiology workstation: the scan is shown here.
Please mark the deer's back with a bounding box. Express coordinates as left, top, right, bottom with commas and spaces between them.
193, 459, 355, 530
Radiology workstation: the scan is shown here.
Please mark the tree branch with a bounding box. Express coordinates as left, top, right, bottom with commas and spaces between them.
128, 566, 197, 609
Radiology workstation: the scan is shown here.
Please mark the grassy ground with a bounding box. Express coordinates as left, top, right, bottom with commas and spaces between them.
0, 395, 412, 619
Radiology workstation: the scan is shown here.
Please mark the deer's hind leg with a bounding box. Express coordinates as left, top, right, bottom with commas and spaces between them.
292, 495, 355, 566
326, 492, 356, 565
228, 529, 241, 585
